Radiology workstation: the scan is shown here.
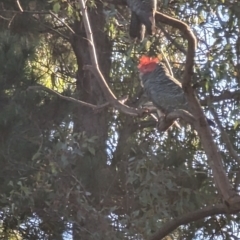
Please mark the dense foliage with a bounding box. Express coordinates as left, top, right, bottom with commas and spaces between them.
0, 0, 239, 239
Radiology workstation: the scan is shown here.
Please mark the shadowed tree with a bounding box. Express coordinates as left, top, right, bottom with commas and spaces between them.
0, 0, 239, 240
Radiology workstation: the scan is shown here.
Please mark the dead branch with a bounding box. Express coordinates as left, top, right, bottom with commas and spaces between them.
149, 204, 240, 240
16, 0, 23, 12
158, 24, 187, 55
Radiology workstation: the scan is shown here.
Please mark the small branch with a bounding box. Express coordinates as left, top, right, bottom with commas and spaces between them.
0, 10, 50, 14
160, 48, 174, 77
158, 24, 187, 55
78, 0, 145, 117
200, 90, 240, 106
27, 85, 129, 111
78, 0, 99, 68
16, 0, 23, 12
149, 204, 240, 240
83, 65, 144, 116
210, 107, 240, 165
27, 85, 100, 109
155, 11, 196, 87
154, 11, 238, 203
49, 10, 76, 35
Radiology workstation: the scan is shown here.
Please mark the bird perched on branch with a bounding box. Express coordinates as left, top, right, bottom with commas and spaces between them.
138, 55, 215, 127
126, 0, 157, 41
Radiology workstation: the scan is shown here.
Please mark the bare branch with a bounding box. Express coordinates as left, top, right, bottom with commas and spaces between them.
158, 24, 187, 55
78, 0, 146, 117
160, 48, 174, 77
83, 65, 144, 116
210, 107, 240, 165
149, 204, 240, 240
27, 85, 100, 109
16, 0, 23, 12
49, 11, 76, 35
0, 10, 50, 14
200, 90, 240, 106
27, 85, 129, 111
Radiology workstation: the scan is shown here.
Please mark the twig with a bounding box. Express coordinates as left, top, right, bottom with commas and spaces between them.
27, 85, 129, 111
8, 13, 17, 28
160, 48, 173, 77
28, 85, 100, 109
82, 65, 144, 116
158, 24, 187, 55
200, 90, 240, 106
16, 0, 23, 12
49, 10, 75, 35
210, 107, 240, 165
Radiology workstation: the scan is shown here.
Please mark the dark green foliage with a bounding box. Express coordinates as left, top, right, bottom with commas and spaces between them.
0, 0, 239, 240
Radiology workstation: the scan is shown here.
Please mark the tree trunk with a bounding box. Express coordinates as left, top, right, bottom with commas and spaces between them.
70, 1, 112, 238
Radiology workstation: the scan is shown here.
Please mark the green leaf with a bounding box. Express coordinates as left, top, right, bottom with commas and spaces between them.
53, 2, 61, 13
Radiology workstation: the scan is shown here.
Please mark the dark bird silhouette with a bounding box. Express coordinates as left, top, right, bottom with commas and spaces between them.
126, 0, 157, 41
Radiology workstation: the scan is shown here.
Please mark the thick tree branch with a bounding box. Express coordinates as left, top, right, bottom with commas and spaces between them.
155, 11, 196, 87
149, 204, 240, 240
101, 1, 238, 203
78, 0, 144, 117
155, 11, 238, 204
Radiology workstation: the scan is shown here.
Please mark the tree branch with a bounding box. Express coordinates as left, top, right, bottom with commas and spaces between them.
200, 90, 240, 106
149, 204, 240, 240
16, 0, 23, 12
78, 0, 144, 117
210, 107, 240, 166
155, 11, 196, 87
27, 85, 98, 109
155, 11, 239, 204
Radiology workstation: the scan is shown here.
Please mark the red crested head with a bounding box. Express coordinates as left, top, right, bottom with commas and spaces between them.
138, 56, 159, 74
